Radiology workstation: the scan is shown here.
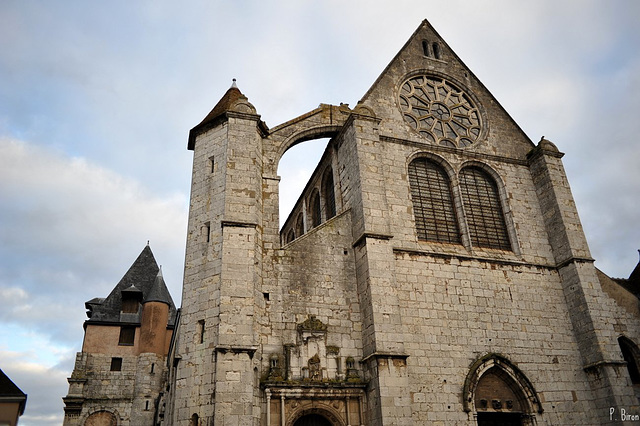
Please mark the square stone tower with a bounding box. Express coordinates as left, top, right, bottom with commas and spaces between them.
162, 20, 640, 426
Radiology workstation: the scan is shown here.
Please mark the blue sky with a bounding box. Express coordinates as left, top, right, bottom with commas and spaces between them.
1, 1, 639, 424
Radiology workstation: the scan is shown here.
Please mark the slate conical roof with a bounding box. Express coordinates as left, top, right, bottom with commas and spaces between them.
145, 268, 172, 305
85, 245, 176, 326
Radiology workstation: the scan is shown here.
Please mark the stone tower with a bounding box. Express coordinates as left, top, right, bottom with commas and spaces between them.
167, 19, 640, 426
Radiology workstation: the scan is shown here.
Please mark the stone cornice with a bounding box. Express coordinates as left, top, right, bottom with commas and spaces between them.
380, 134, 529, 166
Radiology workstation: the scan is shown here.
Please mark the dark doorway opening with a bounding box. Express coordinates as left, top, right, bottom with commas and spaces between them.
293, 413, 333, 426
477, 412, 523, 426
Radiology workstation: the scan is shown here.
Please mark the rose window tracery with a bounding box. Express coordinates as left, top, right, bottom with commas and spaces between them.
399, 75, 484, 148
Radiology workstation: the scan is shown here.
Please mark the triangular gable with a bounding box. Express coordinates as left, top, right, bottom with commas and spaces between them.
358, 19, 534, 159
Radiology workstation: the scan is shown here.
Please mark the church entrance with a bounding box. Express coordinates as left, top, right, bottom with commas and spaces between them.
477, 411, 523, 426
293, 413, 333, 426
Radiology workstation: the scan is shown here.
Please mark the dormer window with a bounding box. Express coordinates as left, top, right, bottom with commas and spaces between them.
121, 285, 143, 313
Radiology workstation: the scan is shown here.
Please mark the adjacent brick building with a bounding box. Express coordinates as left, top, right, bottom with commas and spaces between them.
64, 19, 640, 425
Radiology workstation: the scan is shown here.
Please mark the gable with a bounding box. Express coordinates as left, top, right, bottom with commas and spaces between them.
358, 19, 534, 159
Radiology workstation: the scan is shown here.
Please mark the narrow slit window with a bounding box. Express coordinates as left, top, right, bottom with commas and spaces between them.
408, 158, 460, 244
198, 319, 205, 344
422, 40, 430, 57
204, 222, 210, 243
432, 42, 441, 59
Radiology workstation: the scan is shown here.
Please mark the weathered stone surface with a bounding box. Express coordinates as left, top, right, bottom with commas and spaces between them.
65, 19, 640, 426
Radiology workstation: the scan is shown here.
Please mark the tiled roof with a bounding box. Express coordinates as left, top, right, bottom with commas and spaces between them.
188, 84, 245, 150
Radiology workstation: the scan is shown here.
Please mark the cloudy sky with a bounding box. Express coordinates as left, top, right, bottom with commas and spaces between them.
1, 1, 638, 424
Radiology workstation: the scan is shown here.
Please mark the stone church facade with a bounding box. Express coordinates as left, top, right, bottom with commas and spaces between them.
64, 20, 640, 425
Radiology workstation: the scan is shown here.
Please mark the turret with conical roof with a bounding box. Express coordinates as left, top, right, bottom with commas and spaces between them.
63, 244, 177, 426
139, 268, 172, 355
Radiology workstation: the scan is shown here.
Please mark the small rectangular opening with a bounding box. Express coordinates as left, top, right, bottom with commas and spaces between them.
198, 319, 205, 344
263, 292, 270, 302
204, 222, 211, 243
110, 357, 122, 371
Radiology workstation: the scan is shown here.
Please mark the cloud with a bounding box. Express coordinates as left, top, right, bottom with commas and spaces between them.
0, 1, 639, 424
0, 138, 187, 340
0, 349, 69, 426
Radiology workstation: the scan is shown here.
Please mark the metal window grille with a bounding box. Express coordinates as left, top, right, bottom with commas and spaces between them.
459, 167, 511, 250
408, 158, 460, 244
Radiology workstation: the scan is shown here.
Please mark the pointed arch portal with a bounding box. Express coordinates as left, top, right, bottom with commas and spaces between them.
464, 354, 542, 425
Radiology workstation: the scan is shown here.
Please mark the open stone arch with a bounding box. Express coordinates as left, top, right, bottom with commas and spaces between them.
266, 104, 351, 176
286, 405, 346, 426
464, 354, 542, 425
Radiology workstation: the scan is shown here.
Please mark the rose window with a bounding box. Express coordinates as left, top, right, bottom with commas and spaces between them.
399, 75, 484, 148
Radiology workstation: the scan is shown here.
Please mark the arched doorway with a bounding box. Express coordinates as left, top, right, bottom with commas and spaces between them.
293, 413, 333, 426
463, 354, 542, 426
474, 367, 526, 426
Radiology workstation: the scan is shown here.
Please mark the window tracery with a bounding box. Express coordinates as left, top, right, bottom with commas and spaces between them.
399, 75, 483, 148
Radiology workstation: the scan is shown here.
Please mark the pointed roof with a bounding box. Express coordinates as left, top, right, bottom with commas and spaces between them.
85, 245, 176, 326
145, 268, 172, 305
0, 369, 27, 415
357, 19, 534, 157
188, 79, 250, 150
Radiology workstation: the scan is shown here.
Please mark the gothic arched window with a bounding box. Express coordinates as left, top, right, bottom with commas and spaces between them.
422, 40, 430, 57
322, 168, 336, 220
408, 158, 460, 244
459, 166, 511, 250
310, 191, 321, 228
286, 229, 295, 244
432, 42, 441, 59
295, 213, 305, 237
619, 336, 640, 385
